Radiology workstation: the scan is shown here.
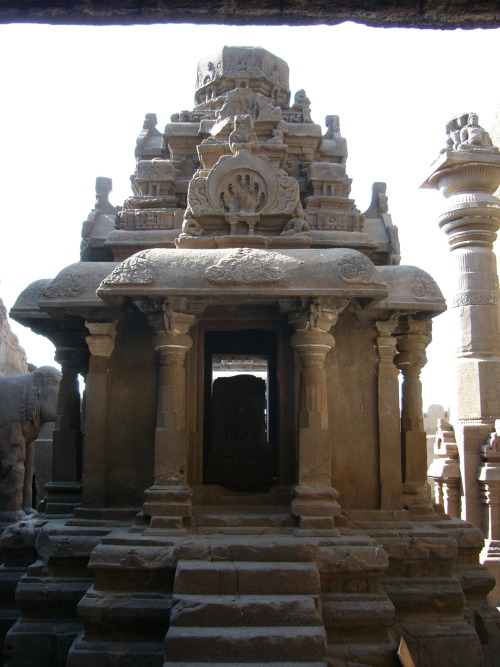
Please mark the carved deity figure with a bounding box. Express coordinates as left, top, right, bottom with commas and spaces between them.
229, 114, 258, 152
267, 120, 288, 145
457, 113, 497, 151
280, 205, 311, 238
441, 113, 498, 154
291, 89, 312, 123
220, 173, 265, 214
0, 366, 61, 522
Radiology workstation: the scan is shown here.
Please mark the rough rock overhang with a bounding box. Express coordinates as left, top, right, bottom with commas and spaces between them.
2, 0, 499, 28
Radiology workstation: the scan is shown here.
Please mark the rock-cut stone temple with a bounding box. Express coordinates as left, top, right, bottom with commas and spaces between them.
5, 46, 500, 666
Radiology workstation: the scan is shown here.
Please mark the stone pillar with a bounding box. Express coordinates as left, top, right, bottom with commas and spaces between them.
394, 317, 433, 515
428, 418, 461, 518
288, 298, 346, 531
375, 319, 402, 509
143, 304, 195, 531
43, 344, 87, 514
423, 126, 500, 528
81, 321, 117, 508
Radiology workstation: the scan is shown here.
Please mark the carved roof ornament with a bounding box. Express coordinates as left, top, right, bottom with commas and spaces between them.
103, 251, 155, 285
205, 248, 299, 284
338, 252, 384, 285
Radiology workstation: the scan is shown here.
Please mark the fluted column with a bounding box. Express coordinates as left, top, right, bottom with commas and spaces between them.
43, 343, 87, 514
394, 317, 433, 515
81, 321, 117, 508
423, 123, 500, 527
375, 319, 402, 509
143, 303, 195, 531
288, 298, 347, 531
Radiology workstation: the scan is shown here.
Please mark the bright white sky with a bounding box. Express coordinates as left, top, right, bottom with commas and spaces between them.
1, 21, 499, 409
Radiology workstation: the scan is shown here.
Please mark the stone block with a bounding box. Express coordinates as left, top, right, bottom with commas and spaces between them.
165, 626, 327, 662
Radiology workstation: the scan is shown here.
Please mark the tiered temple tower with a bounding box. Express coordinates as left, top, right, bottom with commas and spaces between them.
4, 47, 500, 666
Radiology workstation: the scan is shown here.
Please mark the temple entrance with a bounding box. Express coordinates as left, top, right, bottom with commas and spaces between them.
202, 328, 278, 492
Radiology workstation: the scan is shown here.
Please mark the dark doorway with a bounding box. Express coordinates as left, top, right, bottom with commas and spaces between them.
203, 329, 278, 492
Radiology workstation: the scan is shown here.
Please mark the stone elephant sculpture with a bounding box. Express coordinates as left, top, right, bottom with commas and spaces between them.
0, 366, 61, 523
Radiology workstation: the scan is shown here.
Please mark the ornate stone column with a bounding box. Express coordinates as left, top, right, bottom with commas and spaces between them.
43, 340, 87, 514
143, 302, 195, 531
375, 319, 402, 509
81, 321, 117, 508
288, 297, 347, 531
394, 316, 433, 515
423, 121, 500, 528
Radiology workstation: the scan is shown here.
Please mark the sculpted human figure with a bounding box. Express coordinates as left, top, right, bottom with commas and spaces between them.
280, 205, 311, 238
229, 114, 258, 152
0, 366, 61, 522
457, 113, 498, 152
292, 89, 312, 123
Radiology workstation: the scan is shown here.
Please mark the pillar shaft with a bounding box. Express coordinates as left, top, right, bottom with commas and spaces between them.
153, 335, 192, 485
43, 345, 86, 514
143, 305, 195, 531
395, 318, 433, 514
288, 298, 346, 531
375, 320, 402, 509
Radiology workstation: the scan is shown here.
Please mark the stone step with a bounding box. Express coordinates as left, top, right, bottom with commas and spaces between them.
173, 560, 320, 596
177, 536, 317, 563
170, 593, 322, 627
165, 626, 327, 663
194, 507, 294, 529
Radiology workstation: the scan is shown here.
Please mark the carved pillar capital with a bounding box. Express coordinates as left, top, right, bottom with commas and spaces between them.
85, 321, 117, 358
394, 318, 432, 375
287, 297, 349, 334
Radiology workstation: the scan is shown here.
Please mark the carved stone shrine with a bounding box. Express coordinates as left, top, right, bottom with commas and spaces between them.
5, 47, 500, 666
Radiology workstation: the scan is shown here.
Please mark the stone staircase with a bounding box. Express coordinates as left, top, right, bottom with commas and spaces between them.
164, 539, 327, 666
